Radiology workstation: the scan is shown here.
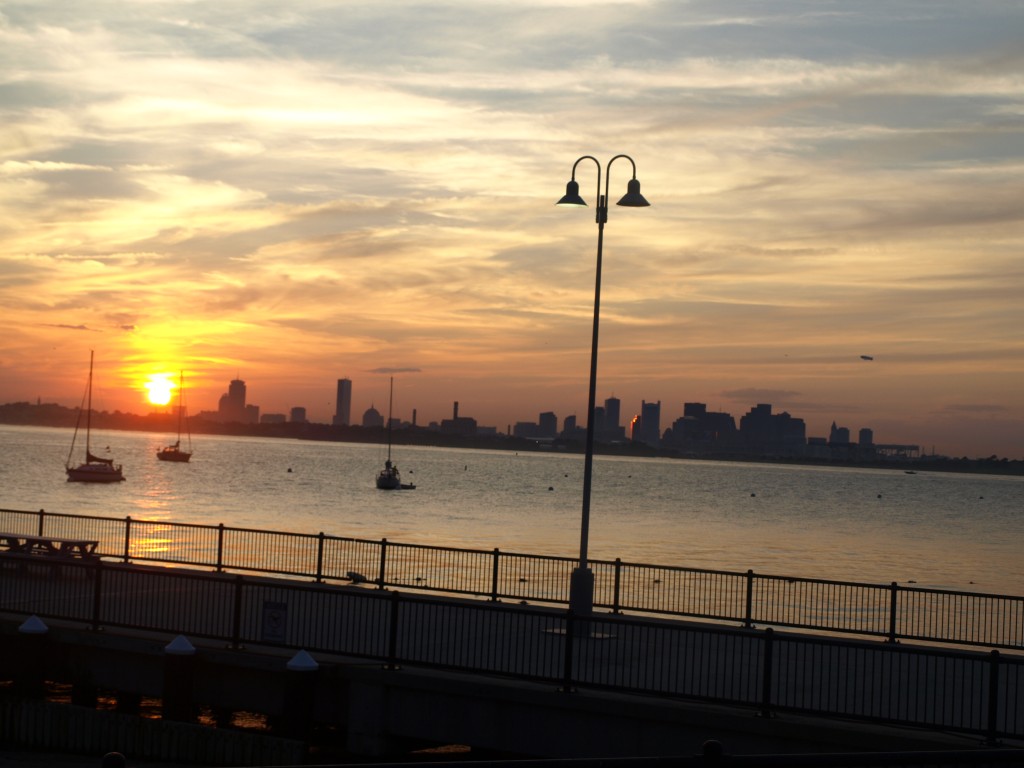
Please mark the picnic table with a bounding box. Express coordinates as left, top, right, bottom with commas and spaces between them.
0, 532, 99, 558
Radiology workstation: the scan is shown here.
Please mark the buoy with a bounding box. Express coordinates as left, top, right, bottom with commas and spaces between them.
548, 486, 554, 491
287, 468, 293, 473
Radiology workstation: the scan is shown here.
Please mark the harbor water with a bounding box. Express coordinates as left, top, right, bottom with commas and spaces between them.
2, 424, 1022, 596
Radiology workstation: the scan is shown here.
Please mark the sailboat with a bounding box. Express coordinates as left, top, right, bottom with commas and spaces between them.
375, 377, 415, 490
65, 351, 126, 483
156, 371, 192, 462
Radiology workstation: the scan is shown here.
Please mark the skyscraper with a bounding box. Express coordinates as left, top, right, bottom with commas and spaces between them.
334, 378, 352, 426
631, 400, 662, 448
217, 377, 249, 423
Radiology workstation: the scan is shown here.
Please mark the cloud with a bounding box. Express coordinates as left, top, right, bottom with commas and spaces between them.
720, 389, 802, 403
939, 404, 1009, 415
43, 323, 94, 332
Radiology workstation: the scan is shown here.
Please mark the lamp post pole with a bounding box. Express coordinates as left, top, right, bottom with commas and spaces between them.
557, 155, 650, 618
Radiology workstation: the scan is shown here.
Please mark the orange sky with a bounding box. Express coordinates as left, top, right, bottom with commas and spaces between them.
1, 2, 1022, 458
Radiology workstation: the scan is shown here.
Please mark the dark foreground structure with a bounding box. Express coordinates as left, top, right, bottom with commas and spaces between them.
0, 506, 1022, 766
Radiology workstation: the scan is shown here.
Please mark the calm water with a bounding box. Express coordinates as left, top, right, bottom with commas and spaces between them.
2, 424, 1022, 595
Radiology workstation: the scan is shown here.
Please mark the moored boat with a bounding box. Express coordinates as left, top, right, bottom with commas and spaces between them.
66, 351, 125, 483
375, 377, 415, 490
157, 371, 192, 462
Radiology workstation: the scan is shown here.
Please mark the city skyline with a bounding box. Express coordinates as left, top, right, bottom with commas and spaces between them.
1, 3, 1022, 460
14, 369, 969, 458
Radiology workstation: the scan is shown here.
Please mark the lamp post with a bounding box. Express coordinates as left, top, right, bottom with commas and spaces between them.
557, 154, 650, 618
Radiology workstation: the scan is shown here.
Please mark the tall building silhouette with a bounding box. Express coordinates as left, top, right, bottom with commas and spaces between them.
599, 395, 626, 441
334, 378, 352, 426
632, 400, 662, 448
217, 377, 252, 423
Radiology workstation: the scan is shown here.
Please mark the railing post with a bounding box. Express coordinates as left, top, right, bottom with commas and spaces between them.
37, 509, 45, 537
490, 548, 500, 602
987, 649, 1001, 745
561, 611, 576, 692
745, 569, 755, 628
315, 532, 325, 583
385, 590, 401, 669
91, 558, 103, 631
231, 575, 244, 649
377, 538, 388, 589
216, 523, 225, 573
612, 558, 622, 614
759, 627, 774, 718
123, 516, 132, 563
888, 581, 899, 643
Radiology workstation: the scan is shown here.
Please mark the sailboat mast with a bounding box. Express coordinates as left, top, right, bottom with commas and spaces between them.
85, 349, 94, 457
177, 371, 184, 437
386, 376, 394, 461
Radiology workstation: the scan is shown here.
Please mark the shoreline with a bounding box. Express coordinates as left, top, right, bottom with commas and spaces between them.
3, 403, 1022, 477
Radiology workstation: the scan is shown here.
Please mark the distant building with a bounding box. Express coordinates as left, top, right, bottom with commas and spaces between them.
663, 402, 737, 452
200, 376, 259, 424
333, 378, 352, 427
219, 378, 247, 423
562, 414, 584, 439
631, 400, 661, 448
290, 407, 307, 423
440, 401, 478, 436
597, 396, 626, 442
260, 413, 286, 424
538, 411, 558, 439
739, 404, 805, 456
829, 422, 851, 445
513, 421, 540, 439
362, 405, 383, 428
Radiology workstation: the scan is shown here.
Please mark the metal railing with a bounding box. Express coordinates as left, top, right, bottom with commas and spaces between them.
1, 507, 1022, 650
1, 555, 1022, 743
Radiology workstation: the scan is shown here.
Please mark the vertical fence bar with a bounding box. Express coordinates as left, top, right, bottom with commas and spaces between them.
378, 538, 388, 589
760, 627, 774, 718
91, 558, 103, 631
123, 516, 132, 562
315, 532, 325, 584
386, 590, 400, 669
562, 612, 576, 692
987, 650, 1001, 745
231, 575, 244, 650
888, 581, 899, 643
37, 509, 45, 537
216, 524, 226, 573
612, 559, 622, 614
490, 548, 500, 602
745, 570, 755, 628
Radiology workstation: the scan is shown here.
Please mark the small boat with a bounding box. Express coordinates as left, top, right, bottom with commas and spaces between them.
66, 351, 125, 483
376, 377, 415, 490
157, 371, 192, 462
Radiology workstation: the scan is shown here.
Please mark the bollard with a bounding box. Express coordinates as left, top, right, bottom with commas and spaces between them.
15, 615, 49, 700
162, 634, 197, 722
281, 649, 319, 740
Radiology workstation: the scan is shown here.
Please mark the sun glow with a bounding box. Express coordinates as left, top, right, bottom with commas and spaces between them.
144, 374, 175, 406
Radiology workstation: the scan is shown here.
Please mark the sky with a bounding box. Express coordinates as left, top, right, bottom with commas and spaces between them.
1, 1, 1022, 459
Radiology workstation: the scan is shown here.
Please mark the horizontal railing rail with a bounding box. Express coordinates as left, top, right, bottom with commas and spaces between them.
0, 555, 1022, 743
0, 507, 1021, 651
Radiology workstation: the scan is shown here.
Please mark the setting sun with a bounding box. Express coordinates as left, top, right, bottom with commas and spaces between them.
144, 374, 175, 406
